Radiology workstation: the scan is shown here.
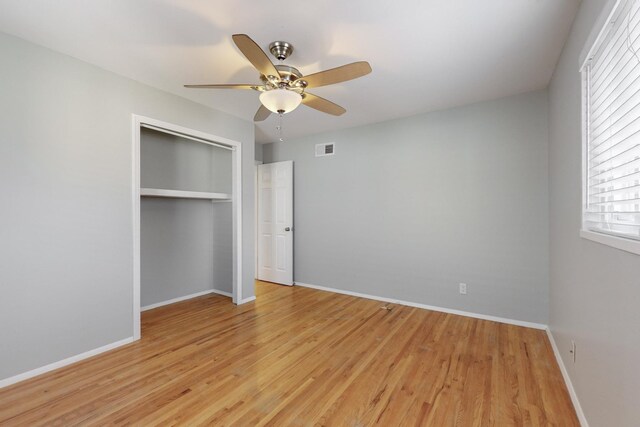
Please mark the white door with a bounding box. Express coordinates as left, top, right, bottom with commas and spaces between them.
257, 161, 293, 285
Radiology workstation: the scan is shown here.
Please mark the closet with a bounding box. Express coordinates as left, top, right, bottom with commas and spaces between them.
139, 124, 234, 311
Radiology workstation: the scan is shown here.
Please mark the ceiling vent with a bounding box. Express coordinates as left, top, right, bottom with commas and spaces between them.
315, 142, 335, 157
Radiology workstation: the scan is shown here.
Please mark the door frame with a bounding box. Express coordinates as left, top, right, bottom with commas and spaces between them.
254, 160, 262, 278
131, 114, 244, 341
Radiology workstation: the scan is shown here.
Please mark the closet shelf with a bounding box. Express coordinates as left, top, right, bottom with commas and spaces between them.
140, 188, 231, 200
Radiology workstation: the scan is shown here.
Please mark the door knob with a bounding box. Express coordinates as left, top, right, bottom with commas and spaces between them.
285, 227, 291, 231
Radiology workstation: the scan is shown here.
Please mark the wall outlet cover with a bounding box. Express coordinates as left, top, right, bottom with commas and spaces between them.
459, 283, 467, 295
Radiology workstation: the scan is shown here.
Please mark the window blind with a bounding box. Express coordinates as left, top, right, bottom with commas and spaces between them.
584, 0, 640, 241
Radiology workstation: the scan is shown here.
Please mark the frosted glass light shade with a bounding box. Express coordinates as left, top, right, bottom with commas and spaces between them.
259, 89, 302, 114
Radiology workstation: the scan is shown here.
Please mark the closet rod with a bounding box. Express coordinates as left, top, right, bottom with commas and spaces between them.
141, 123, 234, 151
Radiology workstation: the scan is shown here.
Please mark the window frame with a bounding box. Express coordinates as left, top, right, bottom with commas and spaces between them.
580, 0, 640, 255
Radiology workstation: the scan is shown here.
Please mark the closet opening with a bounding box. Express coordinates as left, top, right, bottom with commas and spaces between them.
132, 115, 244, 340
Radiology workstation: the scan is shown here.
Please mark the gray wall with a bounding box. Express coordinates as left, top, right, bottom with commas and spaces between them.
141, 128, 233, 194
141, 200, 232, 305
264, 90, 549, 324
255, 142, 264, 162
0, 32, 255, 382
548, 1, 640, 425
140, 129, 233, 307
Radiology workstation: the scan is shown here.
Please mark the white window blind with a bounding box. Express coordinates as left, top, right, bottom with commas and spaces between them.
583, 0, 640, 241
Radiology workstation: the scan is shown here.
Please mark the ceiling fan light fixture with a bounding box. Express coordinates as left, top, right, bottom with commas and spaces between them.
259, 88, 302, 114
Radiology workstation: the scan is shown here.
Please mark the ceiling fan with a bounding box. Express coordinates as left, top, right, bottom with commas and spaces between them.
184, 34, 372, 122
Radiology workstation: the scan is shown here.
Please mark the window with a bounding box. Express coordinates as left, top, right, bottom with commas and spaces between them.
581, 0, 640, 252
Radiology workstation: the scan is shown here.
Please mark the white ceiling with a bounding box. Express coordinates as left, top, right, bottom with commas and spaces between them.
0, 0, 580, 143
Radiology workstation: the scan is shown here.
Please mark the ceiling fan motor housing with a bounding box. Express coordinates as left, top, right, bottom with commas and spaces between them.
259, 64, 305, 89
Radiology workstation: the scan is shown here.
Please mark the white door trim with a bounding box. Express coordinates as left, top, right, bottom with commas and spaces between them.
132, 114, 244, 341
255, 160, 262, 278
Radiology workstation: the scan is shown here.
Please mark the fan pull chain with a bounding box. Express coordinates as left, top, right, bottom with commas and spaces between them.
277, 112, 284, 142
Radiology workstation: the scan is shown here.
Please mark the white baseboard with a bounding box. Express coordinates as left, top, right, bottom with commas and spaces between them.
211, 289, 233, 298
0, 336, 134, 389
141, 288, 231, 311
294, 282, 547, 330
238, 296, 256, 305
546, 328, 589, 426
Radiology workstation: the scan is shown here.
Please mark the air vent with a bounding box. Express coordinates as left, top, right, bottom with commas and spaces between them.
315, 142, 335, 157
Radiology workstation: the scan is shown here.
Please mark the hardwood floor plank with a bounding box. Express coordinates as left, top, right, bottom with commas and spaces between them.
0, 281, 579, 426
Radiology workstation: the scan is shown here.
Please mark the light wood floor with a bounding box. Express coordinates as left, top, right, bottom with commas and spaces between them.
0, 281, 578, 426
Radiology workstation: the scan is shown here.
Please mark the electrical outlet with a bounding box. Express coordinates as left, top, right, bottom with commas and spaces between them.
459, 283, 467, 295
570, 340, 576, 363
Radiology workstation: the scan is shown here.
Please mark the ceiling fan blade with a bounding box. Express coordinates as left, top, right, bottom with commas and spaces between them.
302, 61, 372, 88
232, 34, 280, 79
302, 93, 346, 116
254, 104, 272, 122
184, 84, 258, 90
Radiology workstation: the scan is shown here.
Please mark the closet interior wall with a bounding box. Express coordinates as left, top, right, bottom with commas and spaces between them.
140, 128, 233, 308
